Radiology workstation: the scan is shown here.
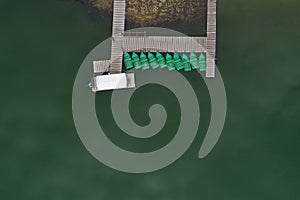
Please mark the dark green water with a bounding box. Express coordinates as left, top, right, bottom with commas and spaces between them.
1, 0, 300, 199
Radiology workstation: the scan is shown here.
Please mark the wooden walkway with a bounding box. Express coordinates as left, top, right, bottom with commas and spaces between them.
109, 0, 217, 77
110, 0, 126, 74
122, 36, 207, 53
206, 0, 217, 77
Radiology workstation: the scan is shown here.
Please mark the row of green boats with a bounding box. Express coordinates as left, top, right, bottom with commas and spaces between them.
123, 52, 207, 72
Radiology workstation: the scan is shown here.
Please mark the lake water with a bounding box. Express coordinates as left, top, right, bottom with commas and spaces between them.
1, 0, 300, 199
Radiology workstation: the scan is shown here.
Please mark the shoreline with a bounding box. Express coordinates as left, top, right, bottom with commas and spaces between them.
76, 0, 207, 36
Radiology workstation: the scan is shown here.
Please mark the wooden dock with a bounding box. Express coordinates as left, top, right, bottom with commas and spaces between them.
206, 0, 217, 77
108, 0, 217, 77
110, 0, 126, 74
122, 36, 207, 53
